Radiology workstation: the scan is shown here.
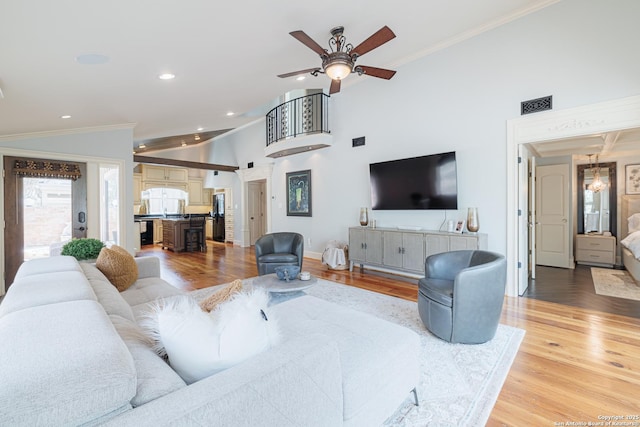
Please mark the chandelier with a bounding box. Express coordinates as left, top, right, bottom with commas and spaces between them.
587, 154, 606, 193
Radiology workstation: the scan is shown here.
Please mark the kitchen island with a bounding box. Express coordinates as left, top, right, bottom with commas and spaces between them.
161, 217, 209, 252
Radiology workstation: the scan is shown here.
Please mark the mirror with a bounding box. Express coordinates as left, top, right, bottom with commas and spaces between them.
577, 161, 617, 236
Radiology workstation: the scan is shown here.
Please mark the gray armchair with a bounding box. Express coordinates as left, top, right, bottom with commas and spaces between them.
417, 250, 506, 344
254, 232, 304, 275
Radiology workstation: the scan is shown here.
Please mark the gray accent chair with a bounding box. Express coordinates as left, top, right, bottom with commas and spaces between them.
417, 250, 507, 344
255, 232, 304, 275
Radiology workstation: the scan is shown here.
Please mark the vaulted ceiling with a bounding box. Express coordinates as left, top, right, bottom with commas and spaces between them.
0, 0, 558, 152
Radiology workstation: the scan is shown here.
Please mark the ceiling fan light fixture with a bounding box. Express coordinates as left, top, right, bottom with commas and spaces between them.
325, 62, 352, 80
324, 52, 353, 81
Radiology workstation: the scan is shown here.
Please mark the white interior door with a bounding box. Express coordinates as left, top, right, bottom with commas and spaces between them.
517, 145, 530, 295
248, 180, 266, 245
535, 164, 571, 268
529, 155, 536, 280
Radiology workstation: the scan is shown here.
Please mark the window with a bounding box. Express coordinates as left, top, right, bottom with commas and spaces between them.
100, 164, 120, 245
142, 187, 188, 215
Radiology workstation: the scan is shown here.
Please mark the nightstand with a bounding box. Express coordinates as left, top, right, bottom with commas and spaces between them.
575, 234, 616, 267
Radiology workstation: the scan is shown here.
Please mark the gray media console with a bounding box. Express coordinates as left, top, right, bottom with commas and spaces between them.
348, 227, 488, 276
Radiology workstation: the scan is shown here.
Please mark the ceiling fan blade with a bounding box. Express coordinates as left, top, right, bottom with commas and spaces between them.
277, 67, 321, 78
289, 30, 327, 57
357, 65, 396, 80
329, 79, 341, 94
351, 26, 396, 58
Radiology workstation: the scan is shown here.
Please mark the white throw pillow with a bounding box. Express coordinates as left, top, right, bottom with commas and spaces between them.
143, 288, 279, 384
628, 213, 640, 234
621, 230, 640, 259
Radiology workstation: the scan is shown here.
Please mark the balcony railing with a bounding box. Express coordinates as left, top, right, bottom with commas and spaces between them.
266, 93, 330, 147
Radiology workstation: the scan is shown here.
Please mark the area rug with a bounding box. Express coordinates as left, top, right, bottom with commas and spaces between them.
591, 267, 640, 301
192, 278, 525, 427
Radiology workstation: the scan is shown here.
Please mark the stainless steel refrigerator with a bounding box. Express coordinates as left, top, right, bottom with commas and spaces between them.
212, 193, 225, 242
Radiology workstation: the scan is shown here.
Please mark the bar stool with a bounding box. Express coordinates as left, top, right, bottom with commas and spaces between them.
184, 215, 206, 252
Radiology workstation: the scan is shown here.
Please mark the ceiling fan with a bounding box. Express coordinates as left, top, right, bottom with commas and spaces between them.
278, 25, 397, 94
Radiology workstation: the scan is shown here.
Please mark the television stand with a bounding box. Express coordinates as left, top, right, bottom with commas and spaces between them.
348, 227, 487, 276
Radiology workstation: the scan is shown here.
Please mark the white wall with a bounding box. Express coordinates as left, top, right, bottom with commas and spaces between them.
0, 126, 136, 253
203, 0, 640, 257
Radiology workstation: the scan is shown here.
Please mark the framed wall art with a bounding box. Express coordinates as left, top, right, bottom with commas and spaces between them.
626, 164, 640, 194
286, 169, 312, 216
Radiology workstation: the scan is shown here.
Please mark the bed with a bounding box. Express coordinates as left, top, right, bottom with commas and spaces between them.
621, 195, 640, 281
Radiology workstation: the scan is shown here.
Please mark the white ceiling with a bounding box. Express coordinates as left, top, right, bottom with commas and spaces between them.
0, 0, 558, 144
527, 127, 640, 160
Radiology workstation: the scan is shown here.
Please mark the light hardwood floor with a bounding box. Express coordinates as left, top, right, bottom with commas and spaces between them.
139, 242, 640, 426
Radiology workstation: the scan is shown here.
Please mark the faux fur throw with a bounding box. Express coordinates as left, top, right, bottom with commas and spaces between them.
199, 279, 243, 312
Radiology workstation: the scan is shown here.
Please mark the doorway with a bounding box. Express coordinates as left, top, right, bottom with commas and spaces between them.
535, 164, 571, 268
3, 156, 87, 287
248, 180, 266, 245
507, 94, 640, 297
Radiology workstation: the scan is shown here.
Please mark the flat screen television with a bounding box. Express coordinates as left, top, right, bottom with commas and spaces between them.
369, 151, 458, 210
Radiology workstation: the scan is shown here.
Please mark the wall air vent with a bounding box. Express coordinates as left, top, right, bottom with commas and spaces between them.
521, 95, 552, 115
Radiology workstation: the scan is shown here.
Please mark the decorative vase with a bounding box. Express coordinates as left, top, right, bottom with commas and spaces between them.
467, 208, 479, 233
359, 208, 369, 226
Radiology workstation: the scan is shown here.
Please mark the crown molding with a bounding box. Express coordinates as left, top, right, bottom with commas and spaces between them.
0, 123, 137, 142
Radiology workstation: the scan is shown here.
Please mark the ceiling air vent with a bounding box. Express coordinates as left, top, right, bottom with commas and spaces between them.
521, 95, 552, 115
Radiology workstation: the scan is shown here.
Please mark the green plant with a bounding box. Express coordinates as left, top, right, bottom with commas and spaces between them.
60, 238, 105, 261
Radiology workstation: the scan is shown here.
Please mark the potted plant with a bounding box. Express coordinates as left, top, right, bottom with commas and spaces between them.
60, 238, 105, 261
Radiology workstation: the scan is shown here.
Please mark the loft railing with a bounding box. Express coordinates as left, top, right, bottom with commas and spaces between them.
266, 93, 330, 147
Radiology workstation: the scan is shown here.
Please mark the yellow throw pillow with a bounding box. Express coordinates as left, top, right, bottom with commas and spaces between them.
199, 279, 243, 312
96, 245, 139, 291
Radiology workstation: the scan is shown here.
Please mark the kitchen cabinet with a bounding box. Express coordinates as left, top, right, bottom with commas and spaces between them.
153, 219, 163, 244
202, 188, 213, 208
162, 219, 191, 252
205, 218, 213, 240
133, 173, 142, 205
349, 227, 487, 276
142, 181, 188, 192
142, 165, 188, 183
188, 179, 204, 205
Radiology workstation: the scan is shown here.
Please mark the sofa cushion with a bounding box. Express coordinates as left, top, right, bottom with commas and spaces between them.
96, 245, 139, 291
81, 263, 135, 322
122, 277, 184, 310
272, 295, 420, 427
110, 315, 186, 407
0, 300, 136, 426
0, 270, 97, 317
13, 255, 82, 280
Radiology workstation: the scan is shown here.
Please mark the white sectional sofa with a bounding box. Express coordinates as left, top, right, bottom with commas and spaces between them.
0, 255, 419, 426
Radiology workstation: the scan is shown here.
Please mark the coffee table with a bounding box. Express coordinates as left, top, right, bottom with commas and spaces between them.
252, 273, 318, 305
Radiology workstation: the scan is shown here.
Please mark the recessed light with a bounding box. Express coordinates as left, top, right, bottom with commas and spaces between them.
194, 134, 201, 141
158, 73, 176, 80
138, 144, 146, 149
226, 111, 234, 116
60, 115, 71, 119
181, 141, 187, 147
296, 76, 306, 81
